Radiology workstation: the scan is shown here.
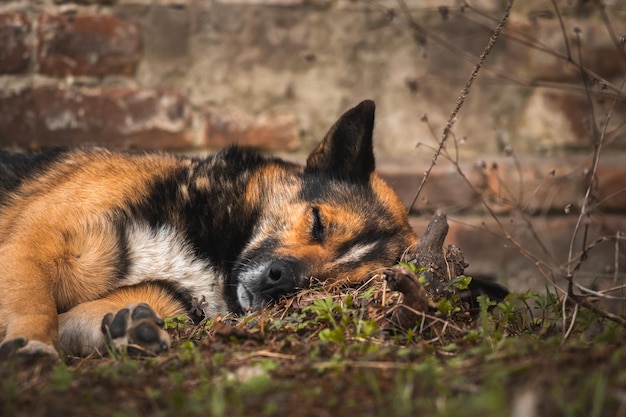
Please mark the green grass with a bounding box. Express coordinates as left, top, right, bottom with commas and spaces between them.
2, 284, 625, 417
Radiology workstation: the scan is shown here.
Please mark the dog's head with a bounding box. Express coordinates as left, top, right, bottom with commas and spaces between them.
234, 100, 417, 311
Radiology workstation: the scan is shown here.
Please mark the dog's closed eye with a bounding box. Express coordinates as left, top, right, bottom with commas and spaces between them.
311, 206, 325, 242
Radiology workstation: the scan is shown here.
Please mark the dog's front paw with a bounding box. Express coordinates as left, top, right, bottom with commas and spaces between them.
101, 303, 171, 356
0, 338, 59, 363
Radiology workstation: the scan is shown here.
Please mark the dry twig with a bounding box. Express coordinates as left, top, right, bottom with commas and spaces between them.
407, 0, 516, 212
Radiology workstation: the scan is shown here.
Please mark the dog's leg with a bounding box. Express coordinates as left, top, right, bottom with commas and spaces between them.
58, 283, 186, 357
0, 247, 60, 361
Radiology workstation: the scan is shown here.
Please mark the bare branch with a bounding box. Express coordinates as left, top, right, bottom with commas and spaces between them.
406, 0, 516, 213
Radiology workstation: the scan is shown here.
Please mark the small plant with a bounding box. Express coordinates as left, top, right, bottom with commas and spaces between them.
433, 274, 472, 317
164, 315, 192, 330
448, 275, 472, 292
303, 294, 379, 346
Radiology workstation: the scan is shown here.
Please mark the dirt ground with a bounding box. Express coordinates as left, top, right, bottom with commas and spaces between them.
2, 273, 625, 417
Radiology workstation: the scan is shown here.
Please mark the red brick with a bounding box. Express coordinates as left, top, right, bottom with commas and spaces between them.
378, 159, 480, 214
0, 12, 31, 74
37, 14, 141, 77
0, 86, 193, 150
516, 89, 626, 152
204, 106, 301, 151
596, 164, 626, 212
54, 1, 117, 4
505, 20, 626, 82
379, 156, 626, 215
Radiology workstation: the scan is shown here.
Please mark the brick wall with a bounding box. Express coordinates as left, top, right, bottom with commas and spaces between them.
0, 0, 624, 294
0, 3, 300, 151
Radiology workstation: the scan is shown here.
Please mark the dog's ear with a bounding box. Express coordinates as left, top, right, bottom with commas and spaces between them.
305, 100, 376, 179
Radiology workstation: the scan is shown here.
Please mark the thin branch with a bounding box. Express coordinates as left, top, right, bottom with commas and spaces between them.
593, 0, 626, 64
569, 290, 626, 327
566, 28, 603, 278
407, 0, 516, 212
574, 282, 626, 301
615, 231, 621, 284
461, 2, 624, 96
551, 0, 572, 61
561, 299, 578, 342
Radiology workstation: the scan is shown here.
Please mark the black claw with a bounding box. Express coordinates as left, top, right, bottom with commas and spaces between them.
0, 337, 27, 359
109, 308, 130, 339
101, 313, 114, 335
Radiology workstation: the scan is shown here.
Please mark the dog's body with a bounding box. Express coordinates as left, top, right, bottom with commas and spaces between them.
0, 100, 416, 359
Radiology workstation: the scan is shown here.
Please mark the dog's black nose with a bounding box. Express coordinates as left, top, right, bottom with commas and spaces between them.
260, 260, 296, 301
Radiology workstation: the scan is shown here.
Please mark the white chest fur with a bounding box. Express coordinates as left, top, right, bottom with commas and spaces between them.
123, 223, 228, 317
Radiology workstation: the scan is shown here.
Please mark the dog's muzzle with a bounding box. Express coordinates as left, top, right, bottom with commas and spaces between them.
236, 259, 302, 311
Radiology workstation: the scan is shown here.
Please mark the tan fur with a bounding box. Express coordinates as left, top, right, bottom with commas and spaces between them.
0, 150, 183, 348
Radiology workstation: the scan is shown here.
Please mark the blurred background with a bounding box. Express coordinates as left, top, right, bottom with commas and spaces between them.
0, 0, 624, 302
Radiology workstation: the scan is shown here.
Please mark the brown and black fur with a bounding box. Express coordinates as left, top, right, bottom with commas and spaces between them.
0, 100, 417, 359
